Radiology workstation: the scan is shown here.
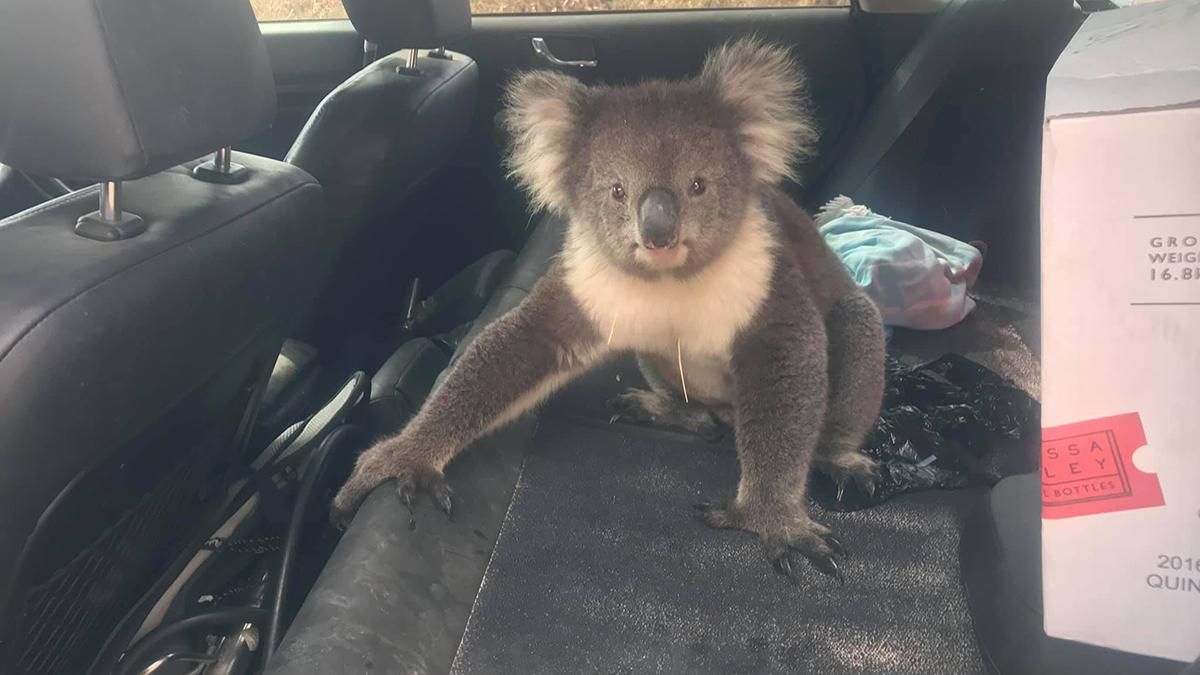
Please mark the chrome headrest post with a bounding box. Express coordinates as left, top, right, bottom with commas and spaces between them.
399, 48, 420, 74
75, 179, 146, 241
214, 146, 233, 173
99, 180, 122, 222
193, 145, 248, 184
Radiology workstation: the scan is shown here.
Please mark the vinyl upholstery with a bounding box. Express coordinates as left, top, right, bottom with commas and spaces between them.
0, 0, 275, 180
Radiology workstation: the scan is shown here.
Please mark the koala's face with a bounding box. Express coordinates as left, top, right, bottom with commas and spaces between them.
504, 39, 816, 278
565, 86, 755, 277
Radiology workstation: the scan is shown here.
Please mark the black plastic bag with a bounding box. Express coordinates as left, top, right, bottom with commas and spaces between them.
814, 354, 1038, 511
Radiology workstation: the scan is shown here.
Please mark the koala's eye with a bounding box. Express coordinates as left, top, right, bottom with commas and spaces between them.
610, 183, 626, 202
689, 177, 707, 196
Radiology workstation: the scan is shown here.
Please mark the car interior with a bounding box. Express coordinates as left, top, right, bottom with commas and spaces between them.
0, 0, 1195, 674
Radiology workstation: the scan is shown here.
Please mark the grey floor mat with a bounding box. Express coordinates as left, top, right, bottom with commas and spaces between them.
451, 411, 987, 675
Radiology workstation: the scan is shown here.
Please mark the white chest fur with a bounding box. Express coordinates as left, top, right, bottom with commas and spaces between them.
562, 209, 777, 363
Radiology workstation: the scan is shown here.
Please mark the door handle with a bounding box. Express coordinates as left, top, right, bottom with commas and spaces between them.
531, 37, 597, 68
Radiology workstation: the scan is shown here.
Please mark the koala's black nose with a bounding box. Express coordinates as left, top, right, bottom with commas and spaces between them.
637, 188, 680, 249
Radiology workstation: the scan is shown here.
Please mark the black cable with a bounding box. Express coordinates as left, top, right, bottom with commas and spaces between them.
116, 608, 270, 675
264, 424, 366, 664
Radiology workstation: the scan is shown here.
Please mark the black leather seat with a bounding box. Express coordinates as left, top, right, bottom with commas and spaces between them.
444, 214, 566, 368
265, 214, 565, 675
0, 1, 333, 673
366, 214, 564, 432
286, 0, 479, 341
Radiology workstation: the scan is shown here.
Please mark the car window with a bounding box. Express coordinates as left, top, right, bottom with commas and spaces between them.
250, 0, 847, 22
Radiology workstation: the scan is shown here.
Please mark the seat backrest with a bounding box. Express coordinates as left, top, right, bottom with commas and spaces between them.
0, 1, 333, 673
285, 0, 478, 333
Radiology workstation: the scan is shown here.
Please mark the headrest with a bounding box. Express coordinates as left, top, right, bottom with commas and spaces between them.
343, 0, 471, 50
0, 0, 276, 181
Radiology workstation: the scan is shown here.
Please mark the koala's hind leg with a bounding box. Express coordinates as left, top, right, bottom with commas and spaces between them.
698, 279, 848, 585
606, 355, 725, 440
813, 291, 886, 498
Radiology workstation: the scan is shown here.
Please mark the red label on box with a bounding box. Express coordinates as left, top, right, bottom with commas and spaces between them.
1042, 413, 1164, 519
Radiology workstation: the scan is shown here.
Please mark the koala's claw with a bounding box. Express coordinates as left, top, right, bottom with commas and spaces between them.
397, 468, 454, 519
822, 533, 849, 559
697, 500, 848, 585
332, 445, 450, 528
835, 478, 876, 502
433, 484, 454, 517
838, 477, 877, 501
818, 452, 880, 501
773, 552, 796, 579
768, 530, 848, 586
800, 550, 844, 586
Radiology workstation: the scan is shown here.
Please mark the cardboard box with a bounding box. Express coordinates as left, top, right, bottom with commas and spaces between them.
1041, 0, 1200, 663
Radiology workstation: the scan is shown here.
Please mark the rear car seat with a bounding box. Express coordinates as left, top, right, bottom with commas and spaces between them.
271, 217, 1194, 675
265, 213, 565, 674
266, 203, 998, 673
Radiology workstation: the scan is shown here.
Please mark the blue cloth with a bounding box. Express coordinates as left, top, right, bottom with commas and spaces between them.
817, 197, 982, 331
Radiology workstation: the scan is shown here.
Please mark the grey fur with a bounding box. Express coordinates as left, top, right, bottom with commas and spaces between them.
332, 39, 885, 584
332, 269, 603, 520
812, 293, 886, 493
608, 386, 724, 442
503, 36, 816, 280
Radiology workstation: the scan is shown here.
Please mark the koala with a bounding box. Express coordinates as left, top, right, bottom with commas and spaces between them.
333, 39, 886, 584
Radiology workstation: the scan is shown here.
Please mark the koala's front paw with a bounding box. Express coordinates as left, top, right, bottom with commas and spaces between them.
695, 501, 847, 585
396, 465, 454, 516
814, 451, 880, 501
331, 440, 452, 529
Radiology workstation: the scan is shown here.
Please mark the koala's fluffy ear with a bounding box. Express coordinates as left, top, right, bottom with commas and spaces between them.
503, 70, 587, 212
701, 38, 817, 184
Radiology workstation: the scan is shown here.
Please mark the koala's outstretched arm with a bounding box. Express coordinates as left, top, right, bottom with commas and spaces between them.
332, 266, 602, 523
697, 267, 847, 584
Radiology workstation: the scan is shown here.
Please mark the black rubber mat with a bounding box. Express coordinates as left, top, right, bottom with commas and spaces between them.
450, 366, 988, 675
